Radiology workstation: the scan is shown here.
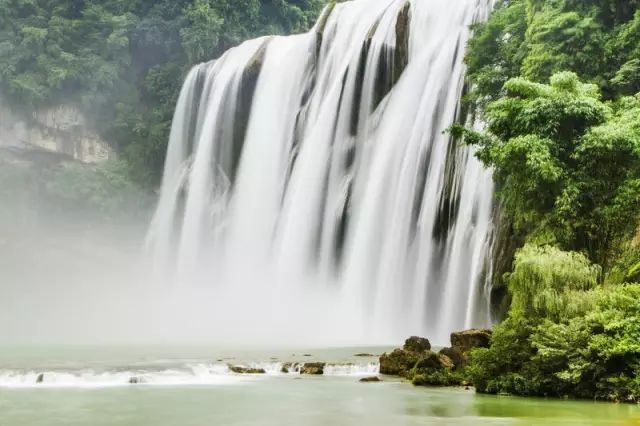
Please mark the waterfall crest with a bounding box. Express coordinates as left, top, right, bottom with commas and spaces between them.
147, 0, 495, 345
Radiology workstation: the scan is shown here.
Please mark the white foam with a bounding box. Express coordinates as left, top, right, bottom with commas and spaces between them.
0, 361, 380, 388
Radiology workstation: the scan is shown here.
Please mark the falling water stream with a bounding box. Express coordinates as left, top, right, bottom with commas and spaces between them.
147, 0, 496, 345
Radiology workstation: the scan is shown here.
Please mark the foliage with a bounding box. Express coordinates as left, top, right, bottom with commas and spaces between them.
456, 72, 640, 266
467, 244, 640, 402
466, 0, 640, 103
0, 0, 327, 186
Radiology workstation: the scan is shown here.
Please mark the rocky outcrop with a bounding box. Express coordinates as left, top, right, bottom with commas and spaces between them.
381, 331, 493, 387
228, 365, 266, 374
403, 336, 431, 353
414, 351, 454, 374
281, 362, 300, 373
379, 348, 422, 376
0, 98, 113, 163
450, 329, 492, 353
439, 347, 466, 370
379, 336, 432, 376
300, 362, 325, 375
437, 329, 493, 371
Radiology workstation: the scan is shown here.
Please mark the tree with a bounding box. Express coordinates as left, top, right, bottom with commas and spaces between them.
455, 72, 640, 266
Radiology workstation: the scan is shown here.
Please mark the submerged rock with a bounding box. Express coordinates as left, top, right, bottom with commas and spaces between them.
300, 362, 325, 375
403, 336, 431, 353
228, 365, 266, 374
451, 329, 492, 353
360, 376, 382, 383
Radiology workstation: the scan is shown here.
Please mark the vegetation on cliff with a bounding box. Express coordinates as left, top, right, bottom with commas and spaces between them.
0, 0, 326, 186
459, 0, 640, 403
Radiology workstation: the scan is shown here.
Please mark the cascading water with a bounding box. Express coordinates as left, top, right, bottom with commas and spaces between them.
147, 0, 496, 345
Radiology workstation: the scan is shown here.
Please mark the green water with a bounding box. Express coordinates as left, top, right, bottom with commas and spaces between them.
0, 347, 638, 426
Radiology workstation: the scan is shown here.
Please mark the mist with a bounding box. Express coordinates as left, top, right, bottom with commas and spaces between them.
0, 150, 375, 347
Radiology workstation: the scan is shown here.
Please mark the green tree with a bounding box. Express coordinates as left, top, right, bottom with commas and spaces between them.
456, 72, 640, 266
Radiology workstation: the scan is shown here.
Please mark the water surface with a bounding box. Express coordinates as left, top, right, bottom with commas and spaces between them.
0, 346, 638, 426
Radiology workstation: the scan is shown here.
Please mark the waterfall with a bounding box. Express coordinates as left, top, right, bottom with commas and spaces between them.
147, 0, 495, 345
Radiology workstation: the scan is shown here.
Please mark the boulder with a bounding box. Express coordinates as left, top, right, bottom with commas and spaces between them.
414, 351, 454, 373
379, 348, 421, 376
439, 347, 466, 370
403, 336, 431, 353
300, 362, 325, 375
281, 362, 300, 374
360, 376, 382, 383
228, 365, 266, 374
451, 329, 492, 353
129, 376, 146, 384
36, 373, 44, 384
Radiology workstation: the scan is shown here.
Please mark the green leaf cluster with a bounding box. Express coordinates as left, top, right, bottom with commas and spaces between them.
467, 245, 640, 402
460, 72, 640, 267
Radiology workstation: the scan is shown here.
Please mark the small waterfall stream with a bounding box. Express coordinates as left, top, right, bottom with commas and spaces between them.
147, 0, 495, 345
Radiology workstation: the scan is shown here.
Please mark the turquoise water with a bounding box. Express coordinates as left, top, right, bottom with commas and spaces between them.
0, 347, 638, 426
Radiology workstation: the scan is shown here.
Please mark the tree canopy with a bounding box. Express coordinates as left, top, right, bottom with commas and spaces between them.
0, 0, 327, 185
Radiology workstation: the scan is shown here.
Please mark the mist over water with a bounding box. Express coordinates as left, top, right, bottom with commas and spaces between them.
1, 0, 496, 348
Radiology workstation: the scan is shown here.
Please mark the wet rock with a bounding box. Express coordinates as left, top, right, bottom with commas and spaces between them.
354, 353, 375, 357
451, 329, 492, 353
403, 336, 431, 353
281, 362, 300, 374
129, 376, 145, 384
379, 349, 421, 376
438, 354, 455, 370
439, 347, 466, 370
228, 365, 266, 374
36, 373, 44, 384
360, 376, 382, 383
300, 362, 325, 375
414, 351, 454, 373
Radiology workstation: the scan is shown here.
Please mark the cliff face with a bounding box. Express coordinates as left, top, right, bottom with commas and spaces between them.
0, 99, 113, 164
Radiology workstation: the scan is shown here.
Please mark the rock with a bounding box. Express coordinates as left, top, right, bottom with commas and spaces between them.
281, 362, 300, 374
360, 376, 382, 383
36, 373, 44, 384
129, 376, 145, 384
439, 347, 466, 370
379, 349, 421, 376
403, 336, 431, 353
414, 351, 454, 373
300, 362, 325, 375
354, 353, 375, 357
451, 329, 492, 353
394, 2, 411, 85
228, 365, 266, 374
439, 354, 455, 370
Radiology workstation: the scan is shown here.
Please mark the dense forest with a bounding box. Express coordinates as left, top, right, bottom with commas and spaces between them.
1, 0, 639, 404
0, 0, 325, 186
456, 0, 640, 403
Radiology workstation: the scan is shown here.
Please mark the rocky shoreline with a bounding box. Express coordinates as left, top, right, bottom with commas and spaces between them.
379, 329, 492, 387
